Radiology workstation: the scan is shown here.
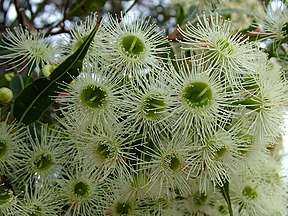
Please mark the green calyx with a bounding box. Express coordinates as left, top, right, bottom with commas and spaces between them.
0, 139, 8, 158
96, 143, 112, 161
33, 153, 54, 171
115, 201, 133, 216
74, 181, 90, 197
242, 186, 258, 200
80, 84, 108, 110
182, 82, 212, 109
119, 34, 146, 59
193, 191, 208, 207
142, 93, 166, 119
0, 186, 12, 206
163, 153, 181, 172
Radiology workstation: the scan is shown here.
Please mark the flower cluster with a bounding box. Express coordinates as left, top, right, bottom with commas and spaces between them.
0, 8, 287, 216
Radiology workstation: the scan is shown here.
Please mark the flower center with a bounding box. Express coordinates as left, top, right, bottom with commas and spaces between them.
163, 153, 181, 172
96, 143, 112, 161
214, 146, 227, 160
115, 201, 133, 215
142, 93, 166, 119
74, 181, 89, 197
80, 84, 108, 110
242, 186, 258, 200
33, 153, 54, 171
193, 191, 208, 207
182, 82, 212, 109
0, 139, 7, 158
119, 34, 146, 58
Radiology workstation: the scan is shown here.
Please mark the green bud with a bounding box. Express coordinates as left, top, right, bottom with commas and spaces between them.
39, 64, 56, 78
0, 87, 13, 104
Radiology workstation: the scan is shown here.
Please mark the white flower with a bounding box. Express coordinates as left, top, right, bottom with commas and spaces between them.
0, 26, 61, 74
178, 12, 264, 85
141, 134, 192, 196
76, 122, 138, 180
0, 119, 25, 175
57, 163, 103, 215
15, 125, 67, 185
167, 57, 237, 137
57, 63, 126, 128
66, 12, 104, 64
99, 12, 168, 79
238, 61, 288, 145
229, 171, 281, 216
186, 125, 246, 193
21, 183, 61, 215
124, 72, 173, 142
258, 1, 288, 43
179, 180, 221, 216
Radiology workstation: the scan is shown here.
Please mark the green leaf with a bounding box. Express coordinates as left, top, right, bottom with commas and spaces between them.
13, 20, 101, 125
9, 75, 30, 98
219, 181, 234, 216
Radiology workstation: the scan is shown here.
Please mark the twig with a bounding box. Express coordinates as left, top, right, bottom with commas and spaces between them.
124, 0, 138, 15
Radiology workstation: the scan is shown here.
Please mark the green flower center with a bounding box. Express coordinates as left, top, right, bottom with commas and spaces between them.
119, 34, 146, 58
182, 82, 212, 109
74, 181, 90, 197
163, 153, 181, 172
214, 146, 227, 160
142, 93, 166, 119
33, 153, 54, 171
0, 186, 12, 206
0, 139, 7, 158
242, 186, 258, 200
96, 143, 112, 161
80, 84, 108, 110
193, 192, 208, 207
115, 201, 133, 215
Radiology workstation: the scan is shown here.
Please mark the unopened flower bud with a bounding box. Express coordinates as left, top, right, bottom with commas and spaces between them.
40, 64, 56, 78
0, 87, 13, 104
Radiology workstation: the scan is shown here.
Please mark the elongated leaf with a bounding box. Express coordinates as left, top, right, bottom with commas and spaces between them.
13, 21, 101, 125
219, 181, 234, 216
